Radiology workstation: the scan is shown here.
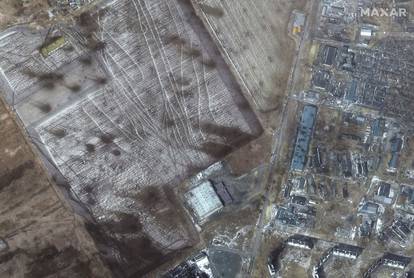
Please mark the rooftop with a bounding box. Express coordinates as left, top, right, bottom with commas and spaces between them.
291, 105, 318, 171
184, 181, 223, 223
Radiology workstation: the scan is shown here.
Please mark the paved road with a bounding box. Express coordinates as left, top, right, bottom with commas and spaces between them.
246, 0, 320, 275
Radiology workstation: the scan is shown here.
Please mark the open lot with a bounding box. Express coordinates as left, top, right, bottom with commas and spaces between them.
0, 0, 50, 29
190, 0, 307, 118
209, 249, 243, 278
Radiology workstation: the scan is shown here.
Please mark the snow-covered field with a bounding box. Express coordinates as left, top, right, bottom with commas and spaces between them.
0, 0, 262, 275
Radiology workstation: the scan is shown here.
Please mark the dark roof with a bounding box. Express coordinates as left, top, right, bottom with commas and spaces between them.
323, 45, 338, 66
345, 79, 358, 102
371, 118, 385, 137
359, 201, 379, 215
333, 244, 363, 257
388, 153, 399, 169
268, 245, 285, 273
213, 181, 233, 206
287, 234, 315, 249
408, 188, 414, 204
163, 262, 199, 278
383, 253, 411, 267
390, 137, 403, 153
393, 219, 410, 236
291, 195, 307, 206
276, 207, 299, 226
378, 182, 391, 197
312, 70, 331, 89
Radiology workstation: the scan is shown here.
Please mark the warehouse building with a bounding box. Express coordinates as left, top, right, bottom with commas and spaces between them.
213, 181, 233, 206
291, 105, 318, 171
184, 181, 223, 223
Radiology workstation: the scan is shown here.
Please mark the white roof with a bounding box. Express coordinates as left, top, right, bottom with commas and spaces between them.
185, 181, 223, 222
360, 28, 372, 37
194, 254, 214, 277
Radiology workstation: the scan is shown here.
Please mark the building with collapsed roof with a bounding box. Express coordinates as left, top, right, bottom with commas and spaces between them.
359, 201, 379, 215
312, 70, 331, 90
374, 182, 394, 205
276, 207, 308, 228
291, 195, 307, 206
363, 253, 411, 277
344, 79, 358, 102
381, 218, 411, 247
383, 253, 411, 269
359, 217, 375, 237
267, 245, 285, 276
371, 118, 385, 137
398, 186, 414, 211
313, 244, 363, 278
322, 45, 338, 66
332, 244, 363, 259
163, 251, 213, 278
358, 200, 380, 236
312, 248, 333, 278
286, 234, 315, 250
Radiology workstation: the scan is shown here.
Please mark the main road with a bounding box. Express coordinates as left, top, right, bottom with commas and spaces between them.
246, 0, 320, 275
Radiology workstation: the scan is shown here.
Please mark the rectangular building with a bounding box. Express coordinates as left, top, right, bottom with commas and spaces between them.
213, 181, 233, 206
184, 181, 223, 223
291, 105, 318, 171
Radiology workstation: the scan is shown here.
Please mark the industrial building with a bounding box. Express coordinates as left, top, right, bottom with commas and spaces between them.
184, 181, 223, 223
358, 201, 379, 215
322, 45, 338, 66
370, 118, 385, 137
344, 79, 358, 102
291, 105, 318, 171
388, 137, 403, 172
212, 181, 233, 206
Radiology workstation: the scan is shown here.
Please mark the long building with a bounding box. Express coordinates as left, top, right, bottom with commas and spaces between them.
291, 105, 318, 171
